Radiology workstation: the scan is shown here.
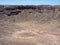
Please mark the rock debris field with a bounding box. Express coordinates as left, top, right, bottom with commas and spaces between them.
0, 5, 60, 45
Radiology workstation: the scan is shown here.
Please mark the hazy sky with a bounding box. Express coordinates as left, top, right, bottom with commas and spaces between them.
0, 0, 60, 5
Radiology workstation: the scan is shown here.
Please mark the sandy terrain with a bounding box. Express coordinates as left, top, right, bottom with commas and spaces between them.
0, 5, 60, 45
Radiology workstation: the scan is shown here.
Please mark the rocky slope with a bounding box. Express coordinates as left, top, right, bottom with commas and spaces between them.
0, 5, 60, 45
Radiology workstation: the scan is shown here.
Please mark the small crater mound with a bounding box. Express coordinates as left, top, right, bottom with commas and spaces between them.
12, 31, 37, 39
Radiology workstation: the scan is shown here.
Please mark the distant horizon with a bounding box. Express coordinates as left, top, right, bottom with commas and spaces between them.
0, 5, 60, 6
